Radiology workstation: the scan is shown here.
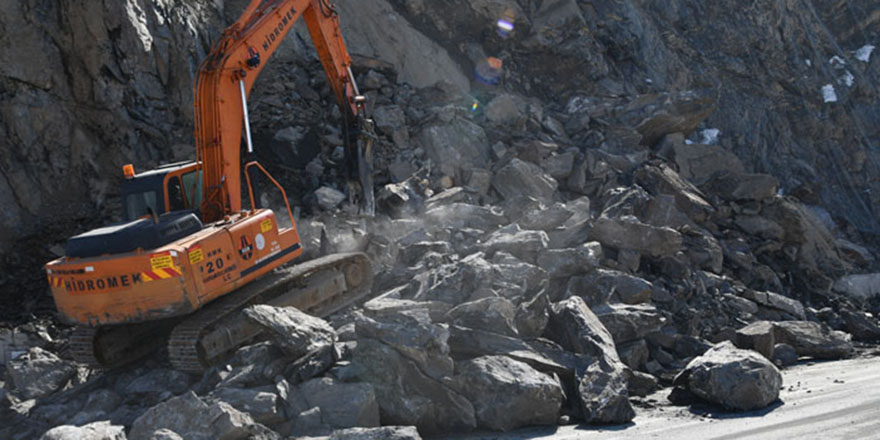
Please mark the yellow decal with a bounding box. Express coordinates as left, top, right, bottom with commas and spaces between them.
188, 246, 204, 264
260, 218, 273, 233
150, 253, 174, 270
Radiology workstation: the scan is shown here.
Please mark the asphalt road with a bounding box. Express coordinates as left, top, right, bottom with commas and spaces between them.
442, 356, 880, 440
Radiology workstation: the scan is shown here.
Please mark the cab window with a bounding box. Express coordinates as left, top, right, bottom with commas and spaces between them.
126, 191, 158, 221
167, 176, 186, 211
181, 170, 203, 209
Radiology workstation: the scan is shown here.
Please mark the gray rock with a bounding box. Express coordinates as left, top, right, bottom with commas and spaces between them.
362, 296, 452, 323
569, 269, 653, 305
670, 137, 746, 185
492, 158, 559, 201
546, 297, 636, 424
634, 163, 714, 222
397, 241, 452, 266
8, 347, 75, 399
736, 320, 853, 360
129, 391, 272, 440
243, 305, 337, 358
452, 356, 563, 431
518, 202, 576, 231
417, 116, 489, 179
424, 203, 507, 232
314, 187, 347, 211
739, 290, 805, 319
578, 359, 636, 424
617, 339, 649, 371
355, 311, 453, 379
373, 105, 409, 147
840, 309, 880, 342
771, 343, 798, 367
512, 139, 559, 165
594, 304, 666, 345
773, 321, 853, 360
627, 370, 658, 397
40, 421, 126, 440
542, 152, 576, 180
547, 296, 619, 361
485, 94, 525, 126
124, 368, 192, 397
352, 338, 476, 435
444, 297, 519, 337
480, 225, 549, 263
537, 242, 602, 278
148, 430, 183, 440
834, 273, 880, 301
514, 291, 550, 338
703, 172, 779, 201
591, 216, 682, 257
210, 388, 282, 425
425, 187, 466, 210
674, 341, 782, 411
297, 378, 379, 429
328, 426, 422, 440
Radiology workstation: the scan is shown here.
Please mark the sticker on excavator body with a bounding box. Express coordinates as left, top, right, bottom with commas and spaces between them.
150, 253, 175, 270
144, 252, 182, 282
239, 236, 254, 261
188, 245, 204, 264
260, 218, 273, 233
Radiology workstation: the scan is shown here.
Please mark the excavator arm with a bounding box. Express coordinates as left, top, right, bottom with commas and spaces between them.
194, 0, 374, 223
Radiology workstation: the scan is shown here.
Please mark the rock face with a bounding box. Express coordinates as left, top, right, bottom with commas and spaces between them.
674, 341, 782, 411
452, 355, 563, 431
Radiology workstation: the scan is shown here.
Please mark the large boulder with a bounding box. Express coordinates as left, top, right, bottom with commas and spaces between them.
492, 158, 559, 201
479, 225, 549, 264
594, 304, 666, 345
674, 341, 782, 411
294, 378, 380, 429
546, 297, 635, 424
416, 115, 489, 180
351, 338, 476, 435
537, 242, 602, 278
451, 356, 563, 431
443, 297, 519, 337
209, 388, 283, 425
39, 421, 126, 440
568, 269, 653, 305
736, 320, 853, 360
703, 172, 779, 202
7, 346, 75, 399
355, 310, 453, 379
128, 391, 274, 440
590, 216, 682, 257
578, 359, 636, 424
327, 426, 422, 440
242, 305, 337, 358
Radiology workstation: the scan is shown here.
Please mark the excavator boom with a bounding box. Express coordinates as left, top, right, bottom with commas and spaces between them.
196, 0, 373, 221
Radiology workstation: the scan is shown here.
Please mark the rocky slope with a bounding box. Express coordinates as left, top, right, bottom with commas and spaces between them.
0, 0, 879, 438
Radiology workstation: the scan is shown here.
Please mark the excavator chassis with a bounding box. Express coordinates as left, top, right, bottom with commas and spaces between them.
70, 252, 372, 372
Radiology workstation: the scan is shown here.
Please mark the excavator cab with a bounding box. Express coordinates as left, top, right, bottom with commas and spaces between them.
121, 162, 203, 222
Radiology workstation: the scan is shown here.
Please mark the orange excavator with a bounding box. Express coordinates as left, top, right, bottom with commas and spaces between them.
44, 0, 376, 372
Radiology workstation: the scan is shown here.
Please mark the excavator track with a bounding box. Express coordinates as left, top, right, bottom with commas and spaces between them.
168, 252, 372, 373
70, 320, 175, 368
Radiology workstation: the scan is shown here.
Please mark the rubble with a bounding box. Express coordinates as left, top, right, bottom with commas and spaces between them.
2, 1, 880, 438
